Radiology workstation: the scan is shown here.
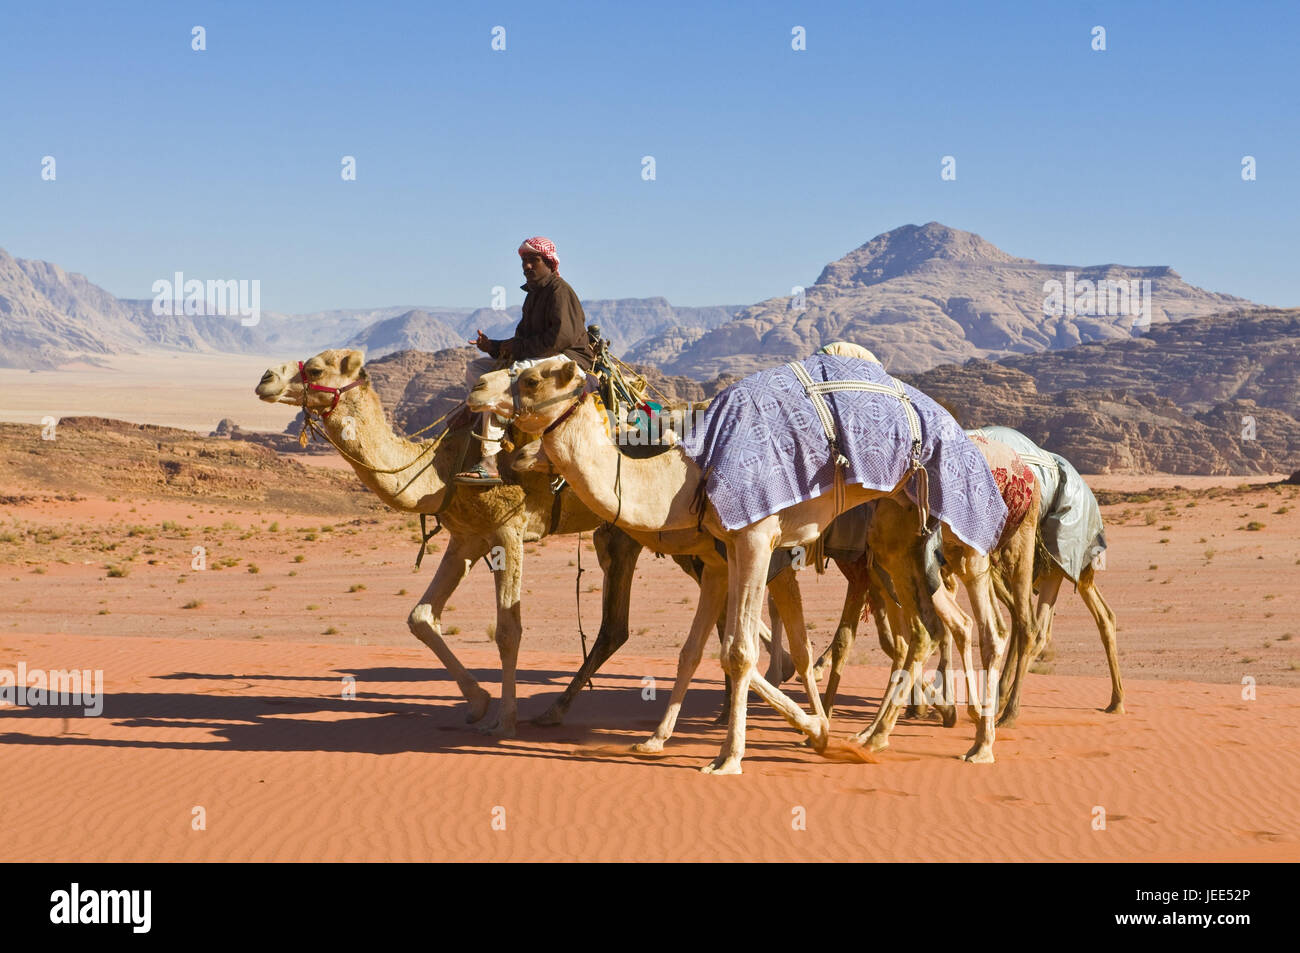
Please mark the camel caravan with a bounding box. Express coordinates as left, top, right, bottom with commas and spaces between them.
254, 337, 1120, 776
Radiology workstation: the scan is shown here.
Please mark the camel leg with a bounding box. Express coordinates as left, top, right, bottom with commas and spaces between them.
963, 558, 1008, 763
635, 560, 729, 753
479, 532, 524, 737
533, 525, 642, 725
904, 609, 937, 721
907, 568, 958, 727
703, 535, 764, 776
718, 609, 787, 721
1079, 565, 1124, 713
931, 625, 958, 728
704, 533, 827, 775
991, 563, 1020, 713
941, 573, 982, 728
821, 556, 871, 718
765, 567, 827, 725
765, 590, 786, 684
996, 511, 1040, 729
854, 622, 920, 751
406, 533, 492, 722
856, 552, 938, 751
1027, 567, 1063, 662
758, 616, 795, 683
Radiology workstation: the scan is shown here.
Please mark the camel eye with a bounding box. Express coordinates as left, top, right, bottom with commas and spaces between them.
308, 368, 323, 379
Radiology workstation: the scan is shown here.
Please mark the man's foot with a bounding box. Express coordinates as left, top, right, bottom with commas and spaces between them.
453, 462, 503, 486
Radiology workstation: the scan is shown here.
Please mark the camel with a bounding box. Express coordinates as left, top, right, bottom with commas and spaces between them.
254, 348, 669, 737
855, 431, 1121, 723
851, 453, 1040, 755
253, 349, 795, 736
786, 439, 1040, 756
470, 355, 1014, 773
972, 427, 1124, 715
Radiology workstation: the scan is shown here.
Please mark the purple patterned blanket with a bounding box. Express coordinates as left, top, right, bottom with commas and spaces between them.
681, 354, 1008, 553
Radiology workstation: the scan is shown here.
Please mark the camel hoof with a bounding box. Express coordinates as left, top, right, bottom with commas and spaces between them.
475, 720, 516, 738
465, 689, 492, 723
701, 757, 742, 776
962, 746, 995, 764
809, 716, 830, 753
856, 730, 889, 753
531, 706, 564, 727
634, 738, 665, 754
938, 705, 958, 728
811, 661, 828, 683
1105, 700, 1126, 715
997, 712, 1018, 729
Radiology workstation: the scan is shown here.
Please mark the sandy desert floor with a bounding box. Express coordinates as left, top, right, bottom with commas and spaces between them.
1, 402, 1299, 860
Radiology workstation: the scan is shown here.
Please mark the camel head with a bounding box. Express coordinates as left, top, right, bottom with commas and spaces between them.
468, 355, 594, 435
255, 349, 369, 417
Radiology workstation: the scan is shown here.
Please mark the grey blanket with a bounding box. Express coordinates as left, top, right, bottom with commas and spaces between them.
681, 354, 1008, 554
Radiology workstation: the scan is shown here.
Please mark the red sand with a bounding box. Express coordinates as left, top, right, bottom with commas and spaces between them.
2, 473, 1299, 861
1, 633, 1296, 861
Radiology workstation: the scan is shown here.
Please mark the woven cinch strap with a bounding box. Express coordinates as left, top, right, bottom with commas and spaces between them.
787, 361, 930, 534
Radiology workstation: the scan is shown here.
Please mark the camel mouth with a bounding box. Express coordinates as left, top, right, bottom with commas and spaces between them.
256, 366, 304, 403
466, 387, 511, 418
255, 378, 289, 402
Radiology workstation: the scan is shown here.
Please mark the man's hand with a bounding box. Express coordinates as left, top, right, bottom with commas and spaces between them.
471, 330, 492, 353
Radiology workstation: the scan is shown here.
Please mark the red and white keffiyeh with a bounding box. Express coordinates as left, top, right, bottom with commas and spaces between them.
517, 236, 559, 273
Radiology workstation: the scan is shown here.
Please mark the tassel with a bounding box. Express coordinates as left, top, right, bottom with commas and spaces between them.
914, 465, 930, 534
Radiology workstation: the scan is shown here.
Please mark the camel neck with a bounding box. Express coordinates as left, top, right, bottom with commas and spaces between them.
320, 388, 451, 512
540, 399, 703, 534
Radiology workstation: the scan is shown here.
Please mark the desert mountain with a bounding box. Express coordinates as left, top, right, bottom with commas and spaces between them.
334, 308, 1300, 476
344, 309, 466, 360
0, 245, 741, 369
632, 222, 1255, 378
904, 309, 1300, 474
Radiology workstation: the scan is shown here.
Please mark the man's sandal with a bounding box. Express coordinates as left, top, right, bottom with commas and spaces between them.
453, 462, 503, 486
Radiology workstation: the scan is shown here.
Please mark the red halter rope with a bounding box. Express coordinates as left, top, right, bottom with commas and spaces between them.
298, 361, 363, 418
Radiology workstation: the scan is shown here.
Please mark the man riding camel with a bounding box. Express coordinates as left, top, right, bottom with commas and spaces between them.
455, 236, 595, 484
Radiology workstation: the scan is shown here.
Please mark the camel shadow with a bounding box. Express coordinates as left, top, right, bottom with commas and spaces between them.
154, 665, 647, 687
0, 668, 875, 771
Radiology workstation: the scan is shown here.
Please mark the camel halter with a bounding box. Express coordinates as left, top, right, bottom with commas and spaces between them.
299, 361, 363, 418
508, 368, 625, 528
294, 360, 460, 476
505, 364, 593, 433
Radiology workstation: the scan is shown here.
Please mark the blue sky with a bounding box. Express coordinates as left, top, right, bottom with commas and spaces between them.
2, 0, 1297, 312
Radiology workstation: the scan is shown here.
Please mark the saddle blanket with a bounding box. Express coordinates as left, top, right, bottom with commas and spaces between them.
965, 431, 1037, 549
680, 354, 1009, 554
969, 426, 1106, 582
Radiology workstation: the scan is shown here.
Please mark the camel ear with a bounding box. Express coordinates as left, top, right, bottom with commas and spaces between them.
339, 349, 365, 377
554, 359, 579, 387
